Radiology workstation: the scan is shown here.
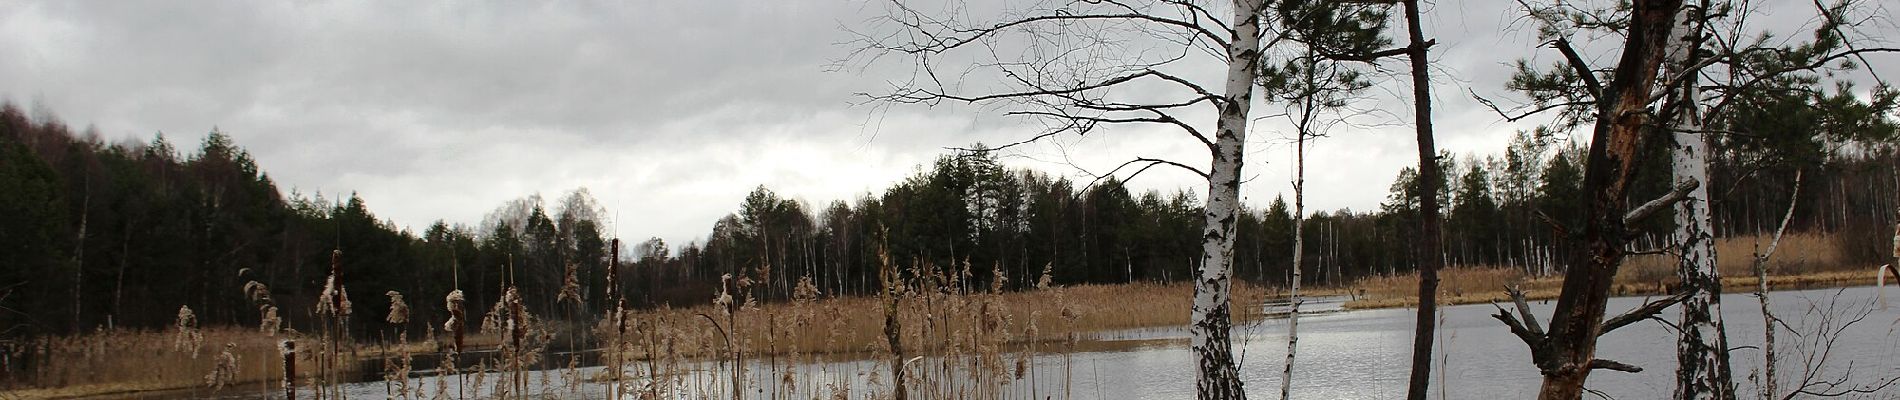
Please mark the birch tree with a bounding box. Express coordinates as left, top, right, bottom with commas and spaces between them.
847, 1, 1388, 397
1659, 2, 1734, 398
1477, 0, 1896, 396
1264, 40, 1373, 399
1665, 0, 1897, 396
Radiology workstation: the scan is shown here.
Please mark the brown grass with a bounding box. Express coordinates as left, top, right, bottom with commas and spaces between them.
606, 281, 1267, 360
7, 280, 1265, 399
1342, 233, 1878, 309
3, 328, 324, 400
0, 327, 513, 400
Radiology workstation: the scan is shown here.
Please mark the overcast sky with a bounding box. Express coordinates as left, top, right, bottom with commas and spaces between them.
2, 1, 1893, 247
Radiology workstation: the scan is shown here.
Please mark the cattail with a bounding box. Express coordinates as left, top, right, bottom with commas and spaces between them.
713, 274, 735, 314
991, 264, 1008, 294
260, 305, 282, 335
444, 289, 466, 351
1036, 263, 1054, 290
243, 280, 272, 304
557, 262, 582, 305
204, 342, 238, 389
386, 291, 409, 325
607, 238, 621, 307
243, 280, 282, 335
482, 287, 523, 334
794, 275, 821, 303
337, 286, 353, 318
173, 305, 203, 357
316, 276, 339, 316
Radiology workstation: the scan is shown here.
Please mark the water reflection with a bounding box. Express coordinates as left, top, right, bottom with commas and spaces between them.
202, 286, 1899, 399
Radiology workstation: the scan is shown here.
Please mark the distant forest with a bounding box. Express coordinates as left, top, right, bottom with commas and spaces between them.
2, 96, 1895, 337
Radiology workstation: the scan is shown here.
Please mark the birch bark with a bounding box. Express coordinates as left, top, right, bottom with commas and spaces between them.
1280, 119, 1308, 400
1192, 1, 1263, 397
1661, 3, 1735, 398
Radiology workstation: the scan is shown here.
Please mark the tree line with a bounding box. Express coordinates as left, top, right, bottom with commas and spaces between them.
3, 91, 1892, 339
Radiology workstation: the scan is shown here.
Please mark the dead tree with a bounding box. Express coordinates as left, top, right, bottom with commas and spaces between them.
847, 1, 1389, 397
1484, 0, 1690, 398
1751, 170, 1801, 399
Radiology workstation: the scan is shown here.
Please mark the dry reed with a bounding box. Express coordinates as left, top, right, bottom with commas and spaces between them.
1346, 233, 1874, 309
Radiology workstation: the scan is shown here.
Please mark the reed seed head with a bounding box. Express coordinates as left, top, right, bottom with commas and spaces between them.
386, 290, 410, 325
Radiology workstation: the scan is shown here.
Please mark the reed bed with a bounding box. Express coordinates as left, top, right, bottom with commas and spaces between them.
1344, 233, 1874, 309
5, 261, 1264, 399
605, 279, 1268, 361
3, 327, 328, 399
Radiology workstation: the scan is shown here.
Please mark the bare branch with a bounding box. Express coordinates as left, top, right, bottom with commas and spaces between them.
1589, 359, 1644, 373
1507, 285, 1546, 336
1471, 88, 1595, 122
1076, 156, 1212, 197
859, 1, 1231, 57
1533, 209, 1571, 238
1601, 289, 1696, 336
1624, 179, 1700, 225
1756, 170, 1805, 263
1491, 304, 1545, 349
1553, 37, 1606, 101
1326, 40, 1436, 63
876, 69, 1169, 105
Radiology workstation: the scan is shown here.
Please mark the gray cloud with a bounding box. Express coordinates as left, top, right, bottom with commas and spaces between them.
2, 0, 1892, 245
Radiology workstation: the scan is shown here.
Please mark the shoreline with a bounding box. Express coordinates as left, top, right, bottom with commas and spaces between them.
12, 272, 1883, 400
1339, 269, 1882, 310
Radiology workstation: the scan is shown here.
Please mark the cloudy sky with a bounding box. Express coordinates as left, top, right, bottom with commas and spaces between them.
2, 1, 1892, 246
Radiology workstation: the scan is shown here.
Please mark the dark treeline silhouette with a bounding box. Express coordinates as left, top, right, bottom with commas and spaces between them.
2, 100, 1894, 338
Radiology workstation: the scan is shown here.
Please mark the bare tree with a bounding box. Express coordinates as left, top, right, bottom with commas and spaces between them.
1750, 170, 1801, 399
847, 1, 1387, 397
1762, 288, 1900, 399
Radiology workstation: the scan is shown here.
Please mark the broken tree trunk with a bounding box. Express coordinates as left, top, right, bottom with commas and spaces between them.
1525, 0, 1685, 398
1753, 170, 1801, 399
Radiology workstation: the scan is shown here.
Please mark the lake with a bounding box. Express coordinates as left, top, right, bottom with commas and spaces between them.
203, 285, 1900, 399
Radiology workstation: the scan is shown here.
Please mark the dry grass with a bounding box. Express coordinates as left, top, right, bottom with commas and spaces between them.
2, 327, 337, 400
1343, 233, 1877, 309
6, 278, 1265, 399
0, 327, 512, 400
606, 281, 1268, 360
1620, 233, 1843, 284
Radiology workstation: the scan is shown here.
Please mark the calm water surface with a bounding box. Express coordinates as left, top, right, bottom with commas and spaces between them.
199, 286, 1900, 399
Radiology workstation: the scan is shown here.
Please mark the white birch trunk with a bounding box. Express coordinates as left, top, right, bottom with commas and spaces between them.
1281, 127, 1308, 400
1192, 1, 1261, 398
1663, 3, 1734, 398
